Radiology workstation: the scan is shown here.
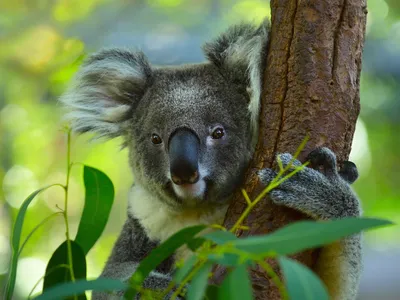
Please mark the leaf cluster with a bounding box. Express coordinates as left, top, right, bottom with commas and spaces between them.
3, 132, 393, 300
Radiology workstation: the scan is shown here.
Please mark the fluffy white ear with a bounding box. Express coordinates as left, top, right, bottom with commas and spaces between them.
60, 49, 152, 139
203, 19, 269, 144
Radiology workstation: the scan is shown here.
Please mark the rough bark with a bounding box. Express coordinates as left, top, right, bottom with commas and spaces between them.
213, 0, 367, 299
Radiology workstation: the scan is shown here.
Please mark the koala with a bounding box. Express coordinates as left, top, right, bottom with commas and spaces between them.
60, 20, 362, 300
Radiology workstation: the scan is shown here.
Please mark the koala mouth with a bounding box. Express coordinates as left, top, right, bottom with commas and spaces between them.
164, 178, 211, 205
173, 179, 207, 199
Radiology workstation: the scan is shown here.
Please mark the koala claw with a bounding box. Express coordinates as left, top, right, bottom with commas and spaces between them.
306, 147, 337, 176
257, 153, 302, 185
306, 147, 359, 184
276, 153, 302, 168
256, 147, 361, 220
257, 168, 277, 185
339, 161, 359, 184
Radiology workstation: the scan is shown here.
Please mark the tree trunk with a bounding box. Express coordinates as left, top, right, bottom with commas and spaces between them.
213, 0, 367, 299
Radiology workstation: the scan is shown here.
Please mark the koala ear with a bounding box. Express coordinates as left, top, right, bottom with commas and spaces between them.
60, 48, 152, 139
203, 19, 269, 138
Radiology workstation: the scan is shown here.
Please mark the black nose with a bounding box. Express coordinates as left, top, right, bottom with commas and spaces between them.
169, 128, 200, 185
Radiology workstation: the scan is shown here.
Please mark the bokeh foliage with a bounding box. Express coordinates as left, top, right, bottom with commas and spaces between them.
0, 0, 399, 298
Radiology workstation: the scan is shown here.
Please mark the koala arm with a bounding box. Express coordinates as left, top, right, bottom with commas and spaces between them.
92, 215, 178, 300
258, 148, 362, 300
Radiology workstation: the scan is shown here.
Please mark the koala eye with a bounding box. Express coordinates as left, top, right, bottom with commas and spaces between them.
151, 133, 162, 144
211, 127, 225, 139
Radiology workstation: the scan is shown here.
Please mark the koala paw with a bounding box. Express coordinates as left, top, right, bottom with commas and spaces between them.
338, 161, 359, 184
257, 148, 361, 220
306, 147, 359, 184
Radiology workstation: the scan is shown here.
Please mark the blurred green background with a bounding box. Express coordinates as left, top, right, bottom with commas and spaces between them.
0, 0, 399, 299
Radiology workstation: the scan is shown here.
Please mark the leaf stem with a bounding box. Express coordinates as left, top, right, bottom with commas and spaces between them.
161, 281, 177, 299
63, 129, 76, 286
18, 212, 64, 257
171, 259, 206, 300
27, 264, 70, 299
257, 260, 288, 300
241, 189, 252, 205
4, 183, 64, 300
230, 163, 307, 233
209, 224, 227, 231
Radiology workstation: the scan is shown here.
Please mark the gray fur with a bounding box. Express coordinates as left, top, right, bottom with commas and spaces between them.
203, 20, 269, 144
92, 214, 177, 299
61, 20, 362, 300
60, 49, 152, 141
258, 148, 362, 300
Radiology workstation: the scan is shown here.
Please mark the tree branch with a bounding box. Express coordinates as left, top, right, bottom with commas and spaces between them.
213, 0, 367, 299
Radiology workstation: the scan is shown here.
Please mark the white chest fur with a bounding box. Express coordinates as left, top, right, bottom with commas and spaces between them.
128, 185, 228, 243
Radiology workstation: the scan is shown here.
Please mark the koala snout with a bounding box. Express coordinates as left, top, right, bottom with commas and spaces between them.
168, 128, 200, 185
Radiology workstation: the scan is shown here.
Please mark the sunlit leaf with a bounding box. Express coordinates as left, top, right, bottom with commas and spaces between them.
148, 0, 183, 8
174, 255, 198, 283
279, 256, 329, 300
232, 217, 393, 255
18, 212, 63, 256
8, 26, 61, 72
207, 253, 246, 267
75, 166, 114, 254
5, 184, 60, 300
124, 225, 206, 299
50, 50, 86, 92
53, 0, 103, 23
203, 230, 237, 244
187, 262, 213, 300
218, 265, 253, 300
34, 278, 127, 300
42, 240, 87, 299
228, 0, 270, 23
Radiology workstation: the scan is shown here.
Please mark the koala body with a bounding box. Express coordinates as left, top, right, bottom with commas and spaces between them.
61, 20, 362, 300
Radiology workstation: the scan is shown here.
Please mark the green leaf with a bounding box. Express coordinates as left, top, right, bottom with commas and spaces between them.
43, 240, 87, 299
187, 237, 206, 251
124, 225, 206, 299
232, 217, 393, 255
203, 230, 237, 244
75, 166, 114, 254
279, 256, 329, 300
218, 265, 253, 300
187, 262, 213, 300
34, 278, 128, 300
5, 184, 61, 300
204, 285, 220, 300
207, 252, 253, 267
203, 231, 247, 266
174, 255, 198, 283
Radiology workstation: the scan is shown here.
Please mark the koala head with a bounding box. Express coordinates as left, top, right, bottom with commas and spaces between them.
61, 21, 269, 210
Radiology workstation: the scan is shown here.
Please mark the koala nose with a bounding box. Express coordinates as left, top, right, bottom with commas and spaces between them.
169, 128, 200, 185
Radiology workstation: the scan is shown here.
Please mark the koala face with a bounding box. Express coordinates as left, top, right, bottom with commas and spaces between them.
61, 21, 268, 210
128, 65, 252, 208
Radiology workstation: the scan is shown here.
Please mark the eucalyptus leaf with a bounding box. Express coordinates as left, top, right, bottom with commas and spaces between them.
43, 240, 87, 299
5, 184, 60, 299
207, 253, 246, 267
174, 255, 198, 283
75, 166, 114, 254
124, 225, 206, 299
218, 265, 253, 300
279, 256, 329, 300
203, 230, 237, 244
204, 285, 220, 300
187, 237, 206, 251
34, 278, 127, 300
232, 217, 393, 255
187, 262, 213, 300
